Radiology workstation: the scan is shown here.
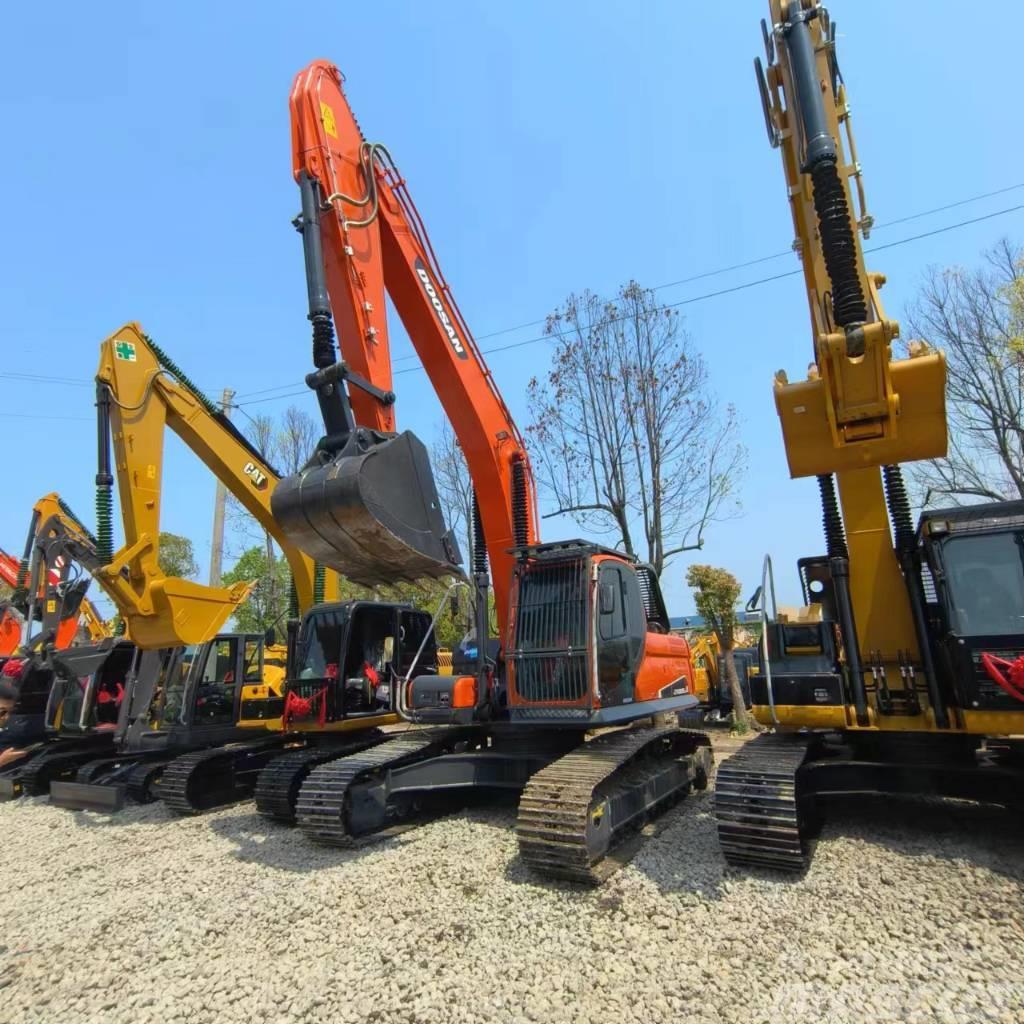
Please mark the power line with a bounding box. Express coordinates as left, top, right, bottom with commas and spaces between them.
236, 200, 1024, 401
389, 181, 1024, 357
4, 181, 1021, 404
0, 371, 93, 388
235, 180, 1024, 397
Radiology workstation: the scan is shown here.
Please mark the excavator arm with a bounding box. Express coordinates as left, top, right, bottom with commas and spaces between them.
755, 0, 952, 729
13, 494, 113, 652
277, 61, 538, 633
758, 0, 947, 476
94, 324, 331, 643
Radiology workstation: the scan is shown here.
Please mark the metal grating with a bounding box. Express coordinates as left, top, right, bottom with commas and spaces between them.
510, 559, 589, 704
509, 706, 591, 720
920, 563, 938, 604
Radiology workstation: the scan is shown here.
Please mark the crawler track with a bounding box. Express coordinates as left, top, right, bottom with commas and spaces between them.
296, 728, 475, 844
8, 742, 114, 798
515, 727, 712, 884
125, 760, 166, 803
160, 739, 286, 815
714, 733, 813, 872
255, 732, 388, 824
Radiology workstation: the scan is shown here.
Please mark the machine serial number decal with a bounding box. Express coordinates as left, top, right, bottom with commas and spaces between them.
415, 258, 468, 360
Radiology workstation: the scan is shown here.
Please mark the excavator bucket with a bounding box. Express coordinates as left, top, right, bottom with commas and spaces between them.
271, 430, 462, 587
118, 578, 252, 648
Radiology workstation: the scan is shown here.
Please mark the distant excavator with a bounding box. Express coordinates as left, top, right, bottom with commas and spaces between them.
49, 325, 404, 813
1, 509, 109, 659
0, 488, 263, 800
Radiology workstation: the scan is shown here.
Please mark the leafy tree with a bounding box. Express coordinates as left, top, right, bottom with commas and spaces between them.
527, 281, 745, 575
686, 564, 752, 732
906, 239, 1024, 505
222, 546, 292, 635
158, 532, 199, 580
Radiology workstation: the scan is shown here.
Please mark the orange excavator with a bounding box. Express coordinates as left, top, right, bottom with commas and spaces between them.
267, 62, 712, 882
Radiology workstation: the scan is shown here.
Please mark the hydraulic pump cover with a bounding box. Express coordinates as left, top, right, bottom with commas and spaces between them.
271, 429, 462, 586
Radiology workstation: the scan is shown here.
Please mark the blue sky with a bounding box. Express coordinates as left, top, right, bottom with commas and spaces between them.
2, 1, 1023, 619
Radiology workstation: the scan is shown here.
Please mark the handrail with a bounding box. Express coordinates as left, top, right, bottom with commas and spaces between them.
396, 580, 469, 721
756, 553, 780, 727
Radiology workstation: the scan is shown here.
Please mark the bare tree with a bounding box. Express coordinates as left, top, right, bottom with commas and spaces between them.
527, 281, 745, 576
906, 239, 1024, 506
275, 405, 320, 475
430, 418, 474, 568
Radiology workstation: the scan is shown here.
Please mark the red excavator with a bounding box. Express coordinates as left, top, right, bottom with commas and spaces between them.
268, 62, 711, 882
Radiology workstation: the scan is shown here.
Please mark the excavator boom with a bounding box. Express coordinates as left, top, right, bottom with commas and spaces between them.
276, 62, 538, 626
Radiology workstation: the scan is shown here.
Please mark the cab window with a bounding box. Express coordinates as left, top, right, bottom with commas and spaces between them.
194, 637, 238, 724
243, 638, 263, 683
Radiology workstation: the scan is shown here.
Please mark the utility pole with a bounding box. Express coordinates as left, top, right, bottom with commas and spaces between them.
208, 387, 235, 587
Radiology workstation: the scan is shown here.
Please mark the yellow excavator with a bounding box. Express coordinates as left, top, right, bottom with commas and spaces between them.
50, 324, 404, 812
0, 494, 121, 779
714, 0, 1024, 870
0, 488, 284, 802
1, 496, 112, 660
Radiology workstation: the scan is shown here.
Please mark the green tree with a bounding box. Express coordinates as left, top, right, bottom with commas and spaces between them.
686, 564, 753, 732
158, 532, 199, 579
222, 546, 292, 636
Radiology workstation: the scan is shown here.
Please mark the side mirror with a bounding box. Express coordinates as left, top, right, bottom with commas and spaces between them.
745, 586, 763, 613
599, 583, 616, 615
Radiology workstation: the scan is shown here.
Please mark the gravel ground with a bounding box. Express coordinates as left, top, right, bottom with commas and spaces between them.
1, 756, 1022, 1024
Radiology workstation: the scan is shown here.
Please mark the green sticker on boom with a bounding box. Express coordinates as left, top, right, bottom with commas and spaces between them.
114, 340, 137, 362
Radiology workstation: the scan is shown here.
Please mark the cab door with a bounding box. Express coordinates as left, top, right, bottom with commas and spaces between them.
595, 562, 645, 706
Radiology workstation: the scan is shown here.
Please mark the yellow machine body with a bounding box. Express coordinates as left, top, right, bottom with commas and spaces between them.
753, 0, 1021, 738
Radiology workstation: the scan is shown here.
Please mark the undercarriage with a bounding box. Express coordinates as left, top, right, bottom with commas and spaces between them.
715, 731, 1024, 872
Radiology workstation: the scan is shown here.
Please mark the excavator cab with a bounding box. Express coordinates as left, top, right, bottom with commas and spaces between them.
44, 640, 136, 735
284, 600, 437, 728
919, 501, 1024, 716
149, 634, 267, 743
502, 541, 693, 724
